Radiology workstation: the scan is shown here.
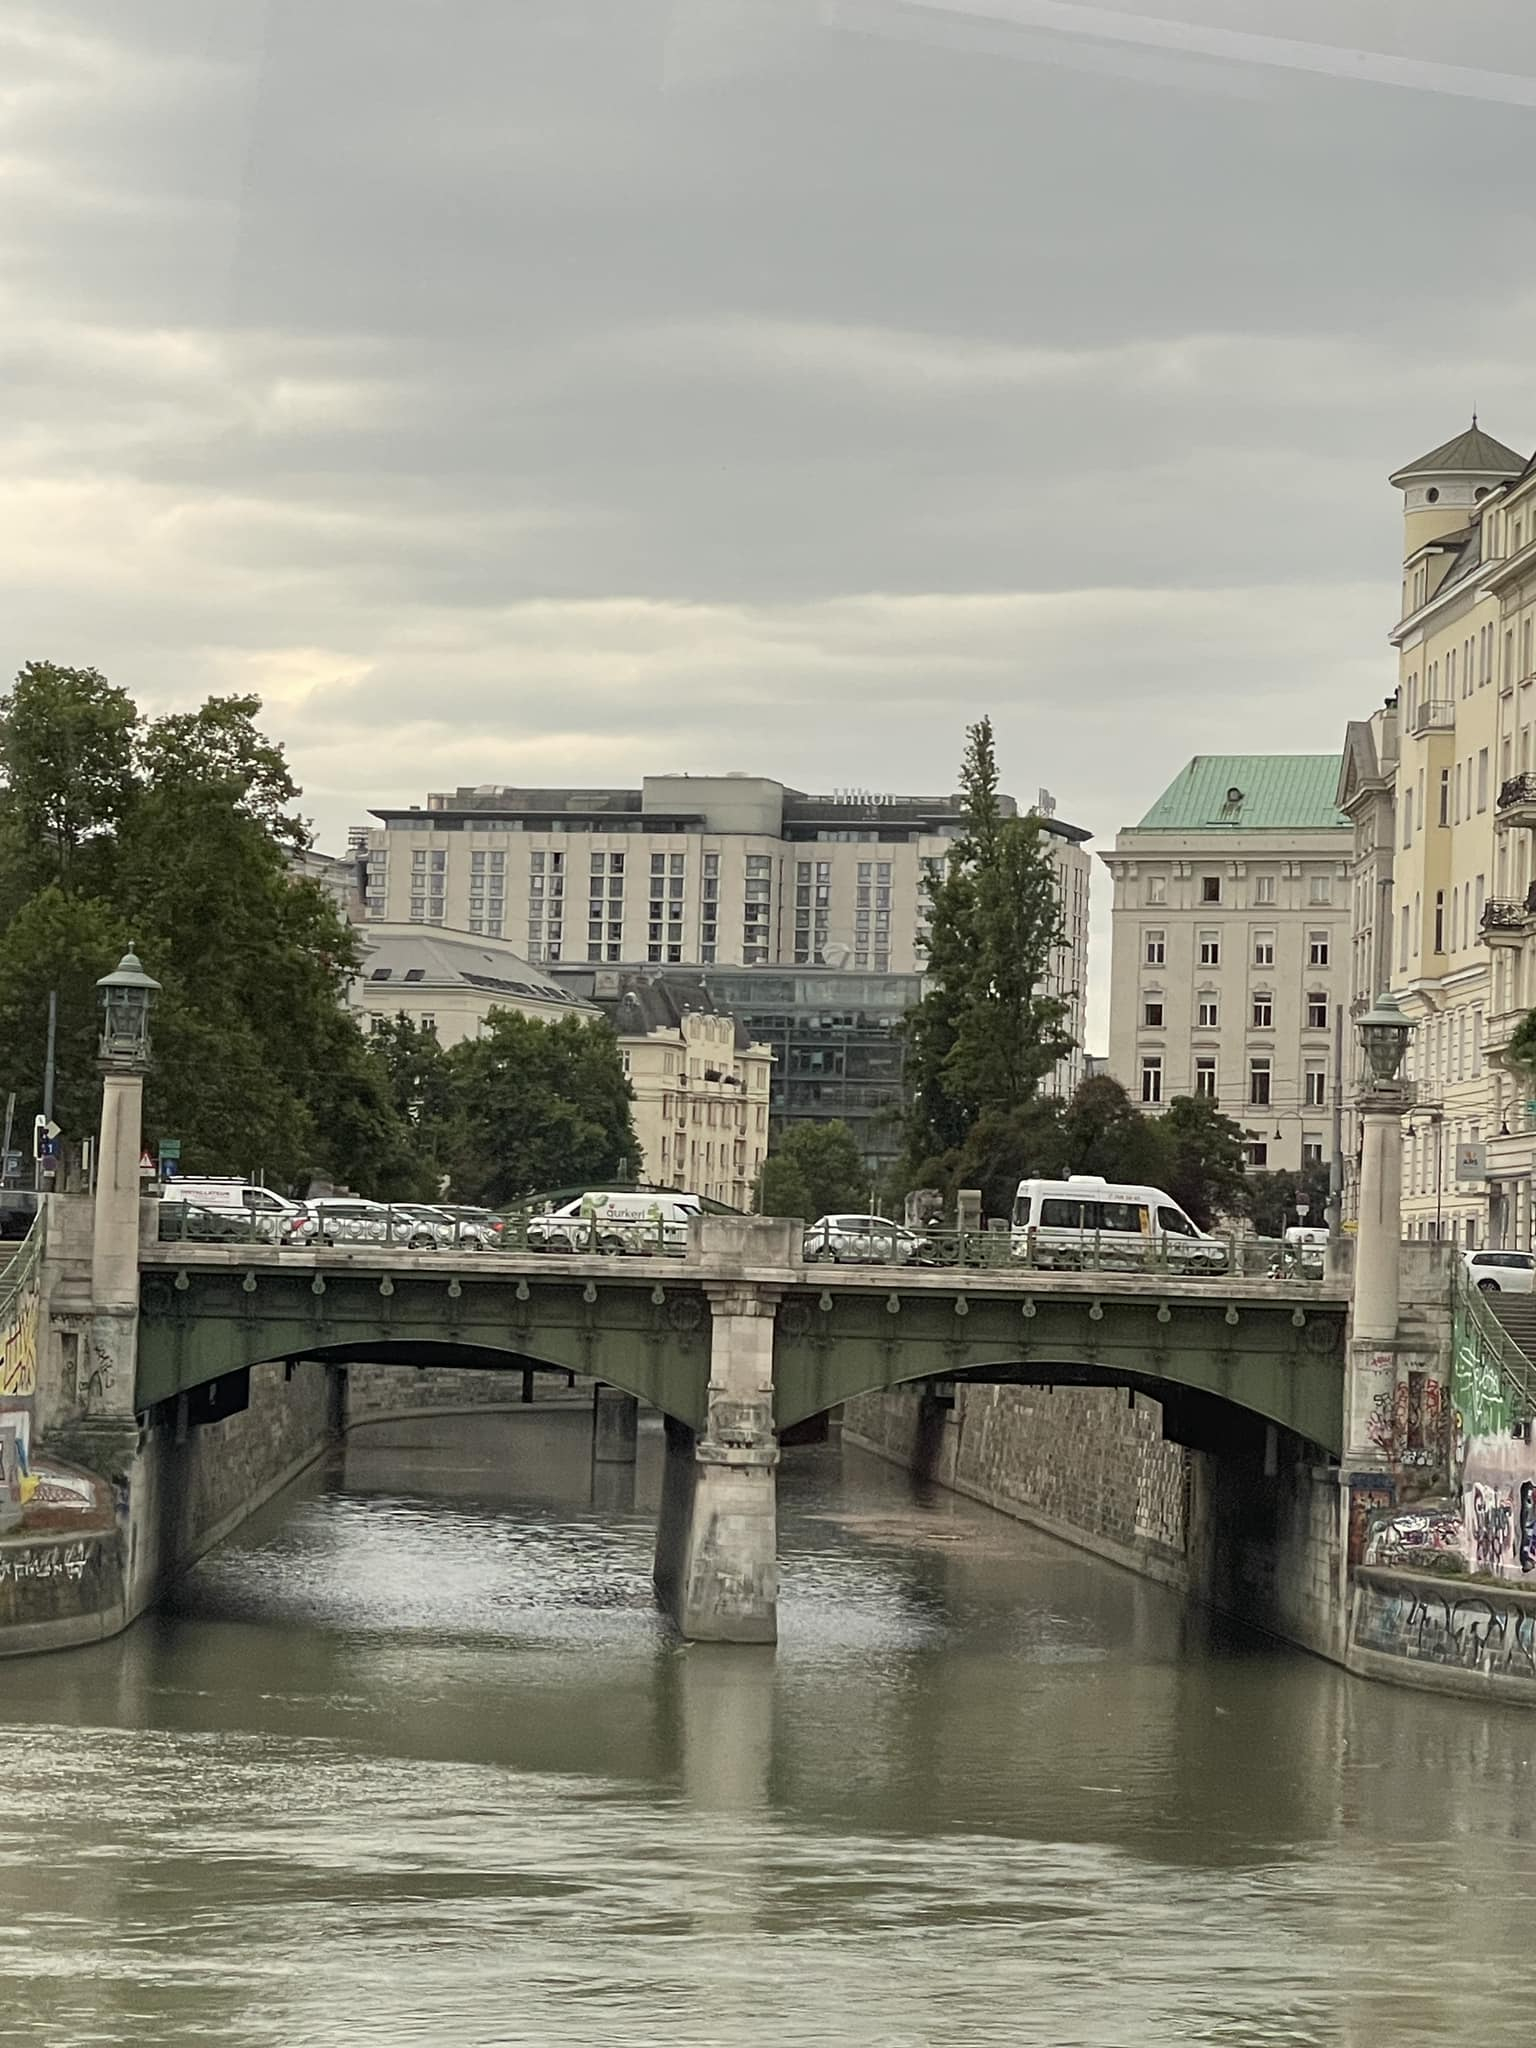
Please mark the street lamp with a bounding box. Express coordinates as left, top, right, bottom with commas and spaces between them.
1358, 991, 1413, 1088
96, 949, 161, 1071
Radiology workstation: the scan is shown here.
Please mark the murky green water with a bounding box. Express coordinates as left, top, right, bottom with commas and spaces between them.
2, 1409, 1534, 2046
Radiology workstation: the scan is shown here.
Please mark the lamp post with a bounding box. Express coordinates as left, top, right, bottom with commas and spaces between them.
88, 949, 161, 1422
1352, 993, 1414, 1350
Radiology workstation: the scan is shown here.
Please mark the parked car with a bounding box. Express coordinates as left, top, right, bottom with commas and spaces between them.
283, 1199, 446, 1251
1463, 1248, 1536, 1294
399, 1204, 496, 1250
526, 1191, 701, 1256
156, 1200, 258, 1244
803, 1215, 928, 1265
433, 1204, 506, 1247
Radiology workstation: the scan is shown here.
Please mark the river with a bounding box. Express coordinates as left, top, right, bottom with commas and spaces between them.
2, 1407, 1534, 2046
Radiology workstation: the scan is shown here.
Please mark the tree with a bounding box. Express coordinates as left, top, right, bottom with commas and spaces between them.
1060, 1075, 1169, 1187
0, 888, 127, 1143
1243, 1163, 1331, 1239
443, 1011, 639, 1205
946, 1099, 1069, 1222
1157, 1094, 1250, 1231
757, 1120, 869, 1220
0, 662, 136, 892
904, 718, 1074, 1178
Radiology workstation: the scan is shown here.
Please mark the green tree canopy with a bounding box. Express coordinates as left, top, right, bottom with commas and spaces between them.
442, 1010, 639, 1206
1242, 1163, 1331, 1239
757, 1120, 870, 1221
904, 718, 1074, 1182
1157, 1094, 1251, 1232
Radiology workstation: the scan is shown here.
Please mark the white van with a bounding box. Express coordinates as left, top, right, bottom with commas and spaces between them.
526, 1190, 702, 1257
168, 1179, 303, 1241
1011, 1175, 1228, 1273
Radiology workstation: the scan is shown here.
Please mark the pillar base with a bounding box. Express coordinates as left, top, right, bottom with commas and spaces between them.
592, 1386, 639, 1464
654, 1420, 778, 1645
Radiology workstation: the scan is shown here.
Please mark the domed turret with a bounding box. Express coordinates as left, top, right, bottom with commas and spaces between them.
1389, 418, 1524, 560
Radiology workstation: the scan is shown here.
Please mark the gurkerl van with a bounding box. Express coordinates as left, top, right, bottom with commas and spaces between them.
1011, 1176, 1228, 1272
170, 1179, 303, 1239
526, 1191, 702, 1256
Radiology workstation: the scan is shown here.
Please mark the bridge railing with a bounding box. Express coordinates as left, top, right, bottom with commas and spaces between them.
0, 1209, 45, 1313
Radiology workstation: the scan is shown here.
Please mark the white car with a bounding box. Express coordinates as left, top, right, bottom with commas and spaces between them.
526, 1192, 701, 1257
803, 1215, 927, 1265
1463, 1249, 1536, 1295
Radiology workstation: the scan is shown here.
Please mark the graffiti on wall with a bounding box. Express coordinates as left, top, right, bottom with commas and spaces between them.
1361, 1502, 1464, 1569
1348, 1474, 1395, 1568
0, 1540, 93, 1586
0, 1278, 38, 1400
1364, 1369, 1448, 1472
1356, 1581, 1536, 1680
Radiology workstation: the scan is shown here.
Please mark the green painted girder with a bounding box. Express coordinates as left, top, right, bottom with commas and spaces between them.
137, 1261, 715, 1429
770, 1285, 1348, 1451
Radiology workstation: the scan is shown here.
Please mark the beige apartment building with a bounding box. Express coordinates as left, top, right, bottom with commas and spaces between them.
1338, 422, 1536, 1246
349, 925, 598, 1046
588, 975, 773, 1210
1103, 758, 1353, 1176
361, 773, 1094, 1098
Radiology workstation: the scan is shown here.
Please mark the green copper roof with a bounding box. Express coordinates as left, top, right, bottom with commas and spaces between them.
1136, 756, 1348, 833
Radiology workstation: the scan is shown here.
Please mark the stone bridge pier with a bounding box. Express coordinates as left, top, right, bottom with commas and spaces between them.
655, 1233, 789, 1645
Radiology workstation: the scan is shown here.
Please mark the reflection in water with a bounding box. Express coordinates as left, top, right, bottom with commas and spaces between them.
1, 1409, 1534, 2046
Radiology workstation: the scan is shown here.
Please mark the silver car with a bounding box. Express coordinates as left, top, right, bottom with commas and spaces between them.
284, 1200, 457, 1251
803, 1215, 928, 1265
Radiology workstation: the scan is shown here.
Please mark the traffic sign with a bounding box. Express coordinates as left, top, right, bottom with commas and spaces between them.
158, 1138, 181, 1163
37, 1139, 60, 1164
138, 1150, 155, 1176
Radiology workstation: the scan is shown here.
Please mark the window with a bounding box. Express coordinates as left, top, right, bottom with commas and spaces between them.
1249, 1059, 1272, 1107
1251, 993, 1273, 1029
1197, 931, 1220, 967
1197, 997, 1219, 1028
1144, 929, 1166, 966
1143, 999, 1165, 1028
1439, 768, 1450, 826
1308, 874, 1332, 905
1146, 874, 1167, 905
1200, 875, 1221, 903
1306, 993, 1329, 1030
1245, 1141, 1268, 1169
1304, 1065, 1327, 1107
1253, 931, 1275, 967
1301, 1139, 1324, 1167
1308, 931, 1330, 968
1433, 891, 1444, 953
1194, 1055, 1218, 1099
1140, 1056, 1163, 1106
1477, 747, 1490, 812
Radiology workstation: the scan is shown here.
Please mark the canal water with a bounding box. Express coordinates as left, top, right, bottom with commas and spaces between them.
2, 1410, 1534, 2047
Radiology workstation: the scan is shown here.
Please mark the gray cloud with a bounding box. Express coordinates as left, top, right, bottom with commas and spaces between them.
3, 0, 1532, 1035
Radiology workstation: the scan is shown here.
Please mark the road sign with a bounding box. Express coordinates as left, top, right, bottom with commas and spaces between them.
158, 1138, 181, 1163
139, 1150, 155, 1176
37, 1139, 60, 1164
32, 1115, 60, 1159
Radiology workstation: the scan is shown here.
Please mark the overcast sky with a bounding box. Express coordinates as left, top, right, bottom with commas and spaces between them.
6, 0, 1536, 1041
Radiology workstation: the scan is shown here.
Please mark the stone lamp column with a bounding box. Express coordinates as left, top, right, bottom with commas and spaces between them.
86, 949, 161, 1428
1346, 993, 1414, 1461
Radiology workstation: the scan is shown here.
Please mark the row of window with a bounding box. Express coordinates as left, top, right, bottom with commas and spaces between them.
1139, 872, 1336, 908
1143, 993, 1333, 1030
1143, 929, 1332, 969
1140, 1055, 1329, 1108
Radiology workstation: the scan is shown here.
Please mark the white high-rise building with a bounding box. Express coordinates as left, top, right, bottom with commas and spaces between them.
361, 772, 1094, 1096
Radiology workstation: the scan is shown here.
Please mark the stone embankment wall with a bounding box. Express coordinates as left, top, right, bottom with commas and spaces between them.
844, 1382, 1345, 1662
1350, 1566, 1536, 1699
345, 1362, 584, 1428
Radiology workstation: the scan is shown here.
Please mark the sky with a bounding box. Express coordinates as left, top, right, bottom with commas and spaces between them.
5, 0, 1536, 1044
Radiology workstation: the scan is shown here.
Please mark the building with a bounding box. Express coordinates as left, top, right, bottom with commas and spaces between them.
1102, 757, 1353, 1174
552, 971, 772, 1209
289, 844, 366, 920
350, 925, 597, 1046
1335, 699, 1400, 1214
1344, 419, 1536, 1247
358, 772, 1093, 1099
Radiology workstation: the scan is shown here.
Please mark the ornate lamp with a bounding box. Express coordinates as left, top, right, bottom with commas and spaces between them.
1358, 992, 1413, 1088
97, 949, 161, 1070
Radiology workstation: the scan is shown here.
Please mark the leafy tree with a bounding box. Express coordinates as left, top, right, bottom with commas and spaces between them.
1243, 1164, 1331, 1239
0, 888, 127, 1143
946, 1099, 1069, 1222
1157, 1094, 1250, 1231
904, 717, 1073, 1178
443, 1011, 639, 1205
757, 1120, 870, 1220
0, 662, 136, 892
1059, 1075, 1169, 1187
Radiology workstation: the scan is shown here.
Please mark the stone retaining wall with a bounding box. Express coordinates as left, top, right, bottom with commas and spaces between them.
345, 1362, 583, 1427
1350, 1565, 1536, 1699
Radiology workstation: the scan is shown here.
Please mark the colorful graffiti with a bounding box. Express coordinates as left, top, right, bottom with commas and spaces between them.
1361, 1502, 1463, 1569
1348, 1474, 1395, 1567
1365, 1371, 1449, 1472
0, 1279, 37, 1400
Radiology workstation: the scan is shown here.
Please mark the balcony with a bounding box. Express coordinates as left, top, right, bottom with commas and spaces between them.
1480, 898, 1530, 946
1498, 773, 1536, 830
1411, 697, 1455, 736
